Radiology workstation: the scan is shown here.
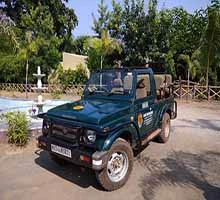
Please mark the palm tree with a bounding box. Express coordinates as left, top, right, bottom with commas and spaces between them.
177, 53, 201, 99
177, 53, 200, 80
84, 30, 122, 69
19, 31, 39, 98
199, 5, 220, 87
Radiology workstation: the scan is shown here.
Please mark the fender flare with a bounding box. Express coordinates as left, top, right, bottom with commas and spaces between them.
102, 123, 140, 151
159, 104, 172, 123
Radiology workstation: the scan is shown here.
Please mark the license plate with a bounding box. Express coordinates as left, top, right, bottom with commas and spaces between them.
51, 144, 72, 158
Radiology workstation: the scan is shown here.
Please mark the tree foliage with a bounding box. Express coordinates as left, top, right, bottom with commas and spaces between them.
0, 12, 19, 53
0, 0, 77, 43
198, 0, 220, 86
0, 13, 23, 82
84, 30, 122, 70
92, 0, 220, 84
71, 35, 91, 55
92, 0, 110, 38
0, 0, 78, 83
49, 64, 89, 86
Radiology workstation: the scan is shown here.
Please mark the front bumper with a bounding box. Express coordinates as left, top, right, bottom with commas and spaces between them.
37, 135, 108, 171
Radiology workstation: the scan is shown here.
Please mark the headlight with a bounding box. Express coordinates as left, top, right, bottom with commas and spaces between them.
42, 119, 50, 135
84, 130, 96, 144
43, 121, 50, 129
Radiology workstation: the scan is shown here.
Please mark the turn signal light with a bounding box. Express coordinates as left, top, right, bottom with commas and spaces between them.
37, 140, 46, 147
80, 155, 91, 163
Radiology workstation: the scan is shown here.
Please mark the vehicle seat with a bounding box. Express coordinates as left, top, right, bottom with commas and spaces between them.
136, 75, 151, 99
111, 78, 123, 93
154, 75, 172, 99
123, 74, 133, 91
136, 78, 147, 99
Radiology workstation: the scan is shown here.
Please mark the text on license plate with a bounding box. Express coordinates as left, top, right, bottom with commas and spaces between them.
51, 144, 71, 158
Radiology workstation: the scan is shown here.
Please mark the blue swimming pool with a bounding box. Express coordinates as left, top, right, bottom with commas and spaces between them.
0, 97, 70, 130
0, 97, 69, 114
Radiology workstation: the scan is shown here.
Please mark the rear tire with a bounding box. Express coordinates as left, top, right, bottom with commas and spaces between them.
95, 138, 133, 191
158, 113, 171, 143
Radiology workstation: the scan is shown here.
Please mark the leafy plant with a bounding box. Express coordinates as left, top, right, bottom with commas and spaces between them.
92, 0, 110, 37
0, 0, 78, 84
71, 35, 91, 55
51, 89, 62, 99
5, 111, 29, 145
58, 64, 89, 86
84, 30, 122, 70
198, 2, 220, 86
92, 0, 220, 83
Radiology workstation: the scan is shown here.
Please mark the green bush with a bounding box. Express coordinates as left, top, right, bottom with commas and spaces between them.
58, 64, 89, 86
51, 89, 62, 99
5, 111, 29, 145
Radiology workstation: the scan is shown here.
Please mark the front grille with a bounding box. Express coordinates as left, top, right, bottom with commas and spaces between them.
51, 124, 83, 143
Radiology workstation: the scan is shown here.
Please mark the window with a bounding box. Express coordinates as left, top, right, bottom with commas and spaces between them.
85, 70, 133, 96
136, 74, 151, 99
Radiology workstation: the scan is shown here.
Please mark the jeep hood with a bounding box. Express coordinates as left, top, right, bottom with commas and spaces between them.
47, 98, 130, 125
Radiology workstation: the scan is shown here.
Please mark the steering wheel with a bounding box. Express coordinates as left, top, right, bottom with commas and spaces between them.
97, 85, 109, 92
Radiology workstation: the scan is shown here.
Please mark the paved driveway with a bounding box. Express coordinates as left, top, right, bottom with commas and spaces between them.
0, 101, 220, 200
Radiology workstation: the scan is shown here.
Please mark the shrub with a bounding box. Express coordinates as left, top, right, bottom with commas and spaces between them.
58, 64, 89, 86
5, 111, 29, 145
51, 89, 62, 99
48, 64, 89, 96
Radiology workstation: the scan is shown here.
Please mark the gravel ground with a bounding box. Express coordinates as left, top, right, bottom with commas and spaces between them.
0, 101, 220, 200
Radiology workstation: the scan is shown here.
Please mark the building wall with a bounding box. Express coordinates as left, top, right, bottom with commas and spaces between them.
61, 52, 87, 70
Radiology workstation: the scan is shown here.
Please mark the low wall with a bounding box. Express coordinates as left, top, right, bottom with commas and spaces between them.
0, 83, 85, 96
1, 82, 220, 101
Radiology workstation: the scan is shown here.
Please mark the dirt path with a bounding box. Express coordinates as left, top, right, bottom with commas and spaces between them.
0, 101, 220, 200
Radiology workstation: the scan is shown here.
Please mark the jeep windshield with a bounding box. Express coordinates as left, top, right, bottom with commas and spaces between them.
84, 69, 134, 97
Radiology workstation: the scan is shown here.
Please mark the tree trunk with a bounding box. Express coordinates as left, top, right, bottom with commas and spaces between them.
206, 49, 210, 88
100, 56, 103, 86
100, 55, 103, 70
25, 59, 29, 99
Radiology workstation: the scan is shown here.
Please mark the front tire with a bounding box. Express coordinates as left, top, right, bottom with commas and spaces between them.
96, 138, 133, 191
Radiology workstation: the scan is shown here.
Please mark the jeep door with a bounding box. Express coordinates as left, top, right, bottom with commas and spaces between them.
135, 72, 158, 139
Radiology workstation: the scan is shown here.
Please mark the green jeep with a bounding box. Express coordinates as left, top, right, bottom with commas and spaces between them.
38, 67, 177, 191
